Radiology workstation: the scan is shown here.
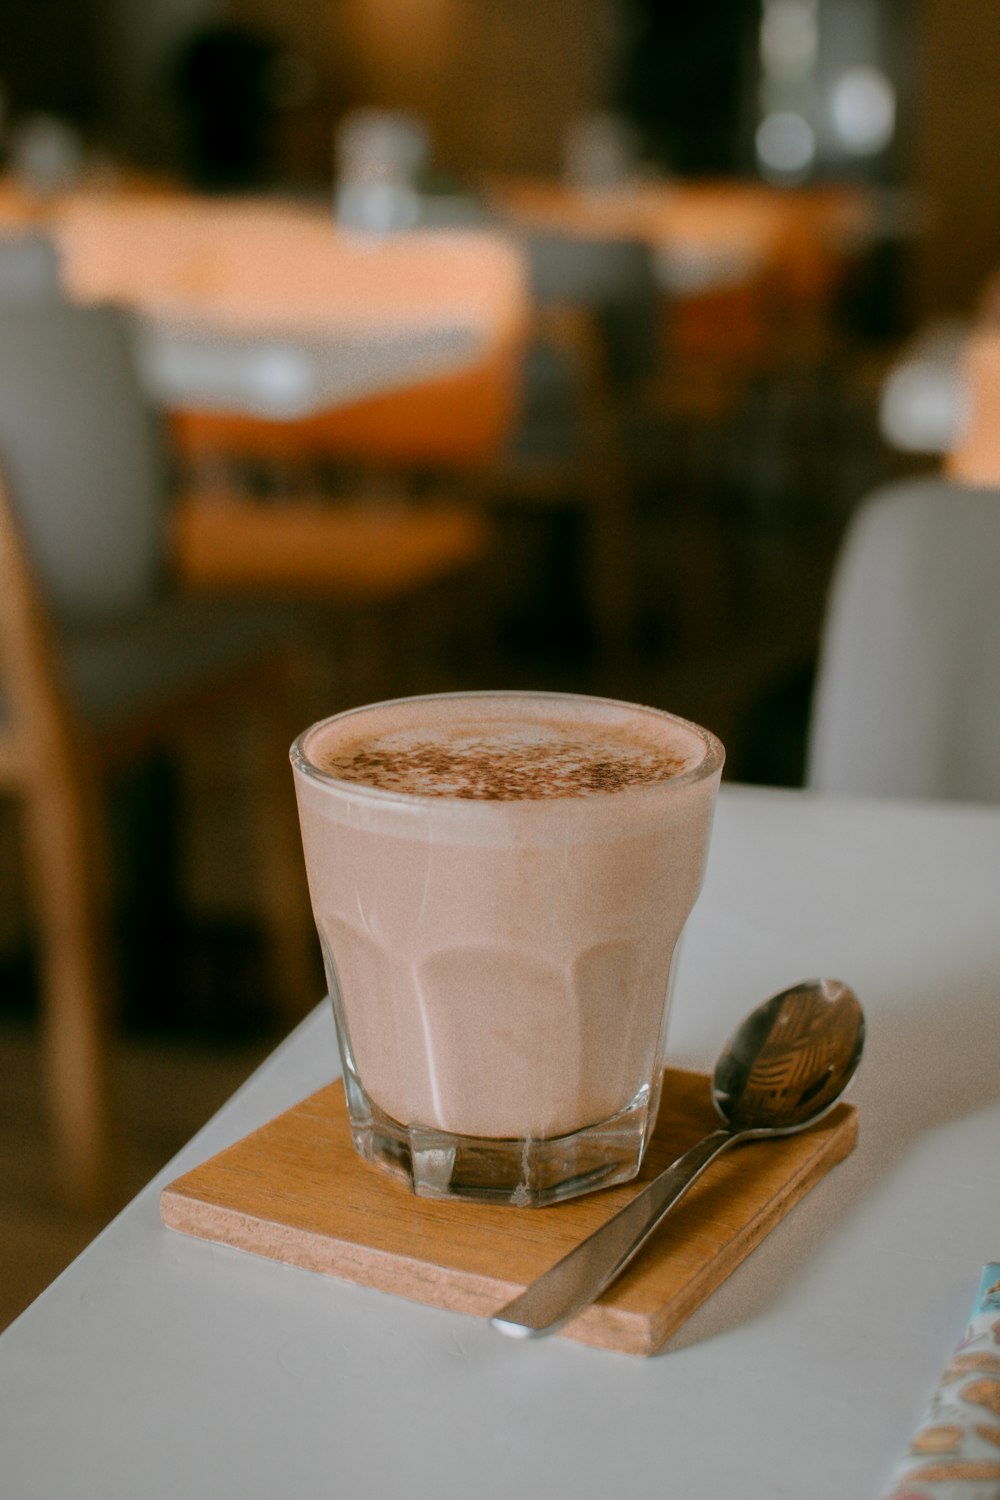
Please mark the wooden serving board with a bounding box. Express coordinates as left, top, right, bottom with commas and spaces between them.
161, 1068, 857, 1356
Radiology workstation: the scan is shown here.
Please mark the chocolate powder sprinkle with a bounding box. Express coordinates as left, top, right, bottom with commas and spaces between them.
317, 736, 688, 799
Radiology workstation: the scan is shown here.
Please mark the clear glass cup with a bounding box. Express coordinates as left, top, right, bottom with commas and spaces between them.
291, 691, 723, 1207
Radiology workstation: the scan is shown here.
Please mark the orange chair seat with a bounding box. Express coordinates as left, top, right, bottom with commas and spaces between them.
172, 493, 492, 602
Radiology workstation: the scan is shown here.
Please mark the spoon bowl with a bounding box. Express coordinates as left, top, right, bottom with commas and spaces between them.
713, 977, 865, 1135
491, 978, 865, 1339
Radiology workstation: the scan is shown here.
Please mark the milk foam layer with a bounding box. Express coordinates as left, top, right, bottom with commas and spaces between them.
304, 693, 706, 801
293, 693, 723, 1141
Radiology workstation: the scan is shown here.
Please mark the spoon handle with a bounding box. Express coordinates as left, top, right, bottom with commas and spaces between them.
490, 1127, 736, 1338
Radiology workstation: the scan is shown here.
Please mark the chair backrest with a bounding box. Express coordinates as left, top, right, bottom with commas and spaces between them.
0, 231, 63, 305
0, 298, 166, 623
0, 468, 83, 779
806, 476, 1000, 801
519, 232, 661, 389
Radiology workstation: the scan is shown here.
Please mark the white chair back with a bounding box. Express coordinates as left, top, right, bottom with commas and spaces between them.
520, 231, 661, 387
0, 232, 63, 304
807, 477, 1000, 801
0, 300, 165, 622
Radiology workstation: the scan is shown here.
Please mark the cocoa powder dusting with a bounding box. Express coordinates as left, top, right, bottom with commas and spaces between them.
318, 736, 687, 799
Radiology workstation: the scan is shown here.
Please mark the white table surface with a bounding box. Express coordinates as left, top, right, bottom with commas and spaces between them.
4, 782, 1000, 1499
132, 316, 483, 421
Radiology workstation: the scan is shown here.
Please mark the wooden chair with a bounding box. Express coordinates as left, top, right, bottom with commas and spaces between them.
807, 475, 1000, 801
0, 230, 62, 304
0, 298, 318, 1208
167, 227, 655, 663
170, 487, 493, 704
490, 231, 662, 659
157, 324, 500, 695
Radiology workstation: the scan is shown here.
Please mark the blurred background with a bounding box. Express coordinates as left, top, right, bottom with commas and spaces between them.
2, 0, 997, 1323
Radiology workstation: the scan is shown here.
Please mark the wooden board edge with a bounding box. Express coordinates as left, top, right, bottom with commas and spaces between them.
559, 1101, 859, 1356
160, 1185, 521, 1318
158, 1089, 860, 1359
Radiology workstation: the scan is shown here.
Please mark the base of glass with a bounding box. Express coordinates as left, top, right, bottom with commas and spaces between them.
340, 1067, 656, 1207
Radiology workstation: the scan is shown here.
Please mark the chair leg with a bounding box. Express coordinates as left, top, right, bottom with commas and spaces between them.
22, 765, 118, 1209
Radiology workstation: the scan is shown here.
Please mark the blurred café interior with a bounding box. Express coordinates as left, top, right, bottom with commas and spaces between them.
2, 0, 999, 1323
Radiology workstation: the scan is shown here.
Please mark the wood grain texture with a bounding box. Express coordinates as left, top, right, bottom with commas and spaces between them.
1, 465, 317, 1209
171, 495, 492, 602
1, 473, 116, 1207
161, 1067, 857, 1356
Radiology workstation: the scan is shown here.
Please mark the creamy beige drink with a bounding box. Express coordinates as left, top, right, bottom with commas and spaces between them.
291, 692, 723, 1205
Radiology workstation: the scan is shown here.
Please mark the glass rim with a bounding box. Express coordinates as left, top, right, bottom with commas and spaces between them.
289, 689, 725, 809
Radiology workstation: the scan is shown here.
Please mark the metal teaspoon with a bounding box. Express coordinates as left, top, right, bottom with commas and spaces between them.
490, 977, 865, 1339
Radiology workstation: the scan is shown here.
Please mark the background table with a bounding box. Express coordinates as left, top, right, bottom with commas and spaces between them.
3, 783, 1000, 1499
52, 195, 528, 465
1, 186, 529, 467
488, 176, 873, 296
